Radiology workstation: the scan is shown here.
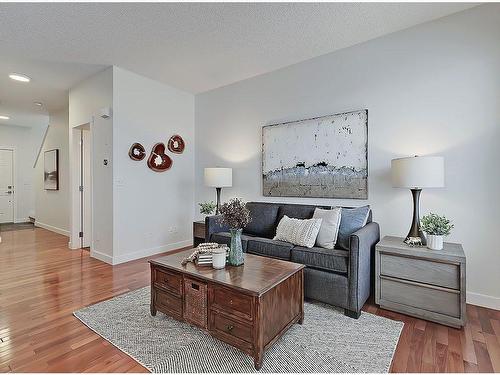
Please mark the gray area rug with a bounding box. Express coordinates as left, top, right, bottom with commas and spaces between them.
74, 287, 403, 373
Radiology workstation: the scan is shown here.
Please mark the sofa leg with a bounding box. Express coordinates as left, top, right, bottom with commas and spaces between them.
344, 309, 361, 319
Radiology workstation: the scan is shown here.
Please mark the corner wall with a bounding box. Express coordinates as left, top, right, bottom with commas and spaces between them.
34, 108, 70, 235
69, 67, 114, 262
194, 5, 500, 309
112, 67, 195, 264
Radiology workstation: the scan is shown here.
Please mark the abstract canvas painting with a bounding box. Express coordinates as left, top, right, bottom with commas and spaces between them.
262, 110, 368, 199
44, 149, 59, 190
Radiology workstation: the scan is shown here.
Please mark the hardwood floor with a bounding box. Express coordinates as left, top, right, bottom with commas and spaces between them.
1, 228, 499, 373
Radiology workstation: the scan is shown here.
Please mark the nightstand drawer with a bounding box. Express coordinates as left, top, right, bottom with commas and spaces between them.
380, 253, 459, 290
380, 277, 460, 318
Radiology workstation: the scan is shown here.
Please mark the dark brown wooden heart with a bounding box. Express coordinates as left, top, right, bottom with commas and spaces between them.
147, 143, 172, 172
168, 134, 185, 154
128, 143, 146, 161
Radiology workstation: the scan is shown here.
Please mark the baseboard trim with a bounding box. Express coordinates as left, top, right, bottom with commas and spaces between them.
112, 239, 192, 265
35, 221, 70, 237
467, 291, 500, 310
90, 249, 114, 265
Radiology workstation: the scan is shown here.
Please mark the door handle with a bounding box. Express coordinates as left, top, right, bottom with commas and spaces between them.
6, 191, 12, 194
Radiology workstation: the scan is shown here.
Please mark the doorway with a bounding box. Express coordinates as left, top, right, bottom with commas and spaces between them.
75, 125, 92, 249
0, 148, 14, 224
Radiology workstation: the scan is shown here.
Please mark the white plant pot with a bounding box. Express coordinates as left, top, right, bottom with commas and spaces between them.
427, 235, 444, 250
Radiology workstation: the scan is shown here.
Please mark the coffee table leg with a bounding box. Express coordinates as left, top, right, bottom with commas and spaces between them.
150, 288, 157, 316
254, 352, 263, 370
299, 269, 304, 325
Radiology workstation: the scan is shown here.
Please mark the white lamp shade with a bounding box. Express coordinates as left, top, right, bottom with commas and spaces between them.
204, 167, 232, 187
391, 156, 444, 188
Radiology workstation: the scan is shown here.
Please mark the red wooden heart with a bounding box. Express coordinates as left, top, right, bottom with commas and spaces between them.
168, 134, 185, 154
128, 143, 146, 161
147, 143, 172, 172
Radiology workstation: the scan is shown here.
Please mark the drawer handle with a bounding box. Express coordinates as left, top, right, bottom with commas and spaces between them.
229, 299, 233, 305
226, 325, 234, 332
191, 283, 200, 290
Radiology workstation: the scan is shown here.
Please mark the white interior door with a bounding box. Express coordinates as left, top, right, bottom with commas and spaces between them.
0, 149, 14, 223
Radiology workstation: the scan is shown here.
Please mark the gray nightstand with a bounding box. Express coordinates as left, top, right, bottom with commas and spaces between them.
375, 236, 466, 328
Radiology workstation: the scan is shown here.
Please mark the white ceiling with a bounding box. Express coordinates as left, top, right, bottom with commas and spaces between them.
0, 2, 476, 126
0, 56, 104, 127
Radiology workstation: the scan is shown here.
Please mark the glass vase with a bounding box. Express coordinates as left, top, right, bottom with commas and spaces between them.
228, 228, 244, 266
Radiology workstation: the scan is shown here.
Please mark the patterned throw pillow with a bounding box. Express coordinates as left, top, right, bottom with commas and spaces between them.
273, 215, 323, 248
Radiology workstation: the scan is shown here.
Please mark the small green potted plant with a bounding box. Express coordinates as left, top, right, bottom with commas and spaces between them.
199, 201, 217, 218
420, 213, 454, 250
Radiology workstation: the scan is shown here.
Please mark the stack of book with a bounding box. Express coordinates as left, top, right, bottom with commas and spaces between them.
194, 245, 230, 266
196, 252, 214, 266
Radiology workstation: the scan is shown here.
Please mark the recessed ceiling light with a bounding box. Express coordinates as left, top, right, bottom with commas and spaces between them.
0, 115, 10, 120
34, 102, 43, 107
9, 73, 31, 83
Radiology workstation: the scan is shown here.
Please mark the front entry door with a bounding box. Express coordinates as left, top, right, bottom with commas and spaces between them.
0, 149, 14, 223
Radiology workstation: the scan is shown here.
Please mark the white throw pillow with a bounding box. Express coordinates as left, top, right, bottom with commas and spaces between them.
273, 215, 323, 248
313, 207, 342, 249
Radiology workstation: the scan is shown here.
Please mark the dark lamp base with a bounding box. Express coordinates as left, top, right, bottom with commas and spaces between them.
404, 188, 427, 247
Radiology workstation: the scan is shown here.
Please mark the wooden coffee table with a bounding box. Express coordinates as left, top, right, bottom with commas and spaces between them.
149, 249, 304, 370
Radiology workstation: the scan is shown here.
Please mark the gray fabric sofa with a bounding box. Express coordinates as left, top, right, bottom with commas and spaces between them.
205, 202, 380, 318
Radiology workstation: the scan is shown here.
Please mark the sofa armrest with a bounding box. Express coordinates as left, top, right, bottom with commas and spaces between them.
347, 222, 380, 313
204, 215, 231, 242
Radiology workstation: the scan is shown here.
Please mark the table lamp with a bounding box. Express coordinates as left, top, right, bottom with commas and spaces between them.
204, 167, 232, 214
391, 155, 444, 246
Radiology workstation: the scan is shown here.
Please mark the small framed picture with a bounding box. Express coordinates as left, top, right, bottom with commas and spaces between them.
44, 149, 59, 190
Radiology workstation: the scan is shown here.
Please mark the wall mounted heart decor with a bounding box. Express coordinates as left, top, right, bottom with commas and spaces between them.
147, 143, 173, 172
167, 134, 185, 154
128, 143, 146, 161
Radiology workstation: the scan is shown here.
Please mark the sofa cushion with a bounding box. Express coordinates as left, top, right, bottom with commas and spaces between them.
313, 207, 342, 249
273, 215, 322, 248
337, 206, 371, 251
291, 246, 349, 274
276, 204, 322, 223
246, 237, 294, 260
210, 232, 254, 252
243, 202, 279, 238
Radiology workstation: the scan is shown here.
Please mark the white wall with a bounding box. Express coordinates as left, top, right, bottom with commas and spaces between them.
195, 5, 500, 309
69, 67, 113, 261
0, 124, 47, 222
112, 67, 195, 264
34, 108, 70, 235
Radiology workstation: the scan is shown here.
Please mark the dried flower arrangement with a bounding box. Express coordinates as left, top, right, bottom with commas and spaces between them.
218, 198, 251, 229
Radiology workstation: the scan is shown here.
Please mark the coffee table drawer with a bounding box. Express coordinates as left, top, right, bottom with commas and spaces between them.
210, 312, 253, 349
154, 268, 182, 295
211, 286, 253, 320
380, 253, 459, 290
156, 289, 182, 317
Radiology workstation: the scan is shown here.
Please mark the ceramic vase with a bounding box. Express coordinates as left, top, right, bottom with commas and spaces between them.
228, 228, 244, 266
427, 234, 444, 250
